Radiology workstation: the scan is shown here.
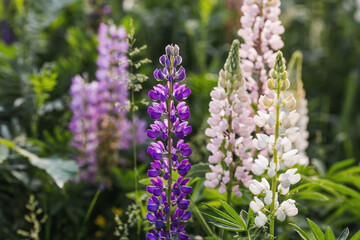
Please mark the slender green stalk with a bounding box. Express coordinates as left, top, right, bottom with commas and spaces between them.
77, 189, 101, 240
131, 88, 142, 236
131, 90, 138, 201
269, 87, 280, 239
247, 230, 252, 240
226, 168, 233, 204
226, 75, 234, 205
166, 57, 174, 232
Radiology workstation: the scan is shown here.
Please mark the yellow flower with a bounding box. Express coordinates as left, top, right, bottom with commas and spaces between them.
112, 207, 123, 216
95, 231, 103, 237
94, 215, 106, 228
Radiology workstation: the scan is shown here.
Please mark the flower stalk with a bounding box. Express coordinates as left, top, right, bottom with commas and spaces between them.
249, 51, 304, 237
205, 39, 254, 201
146, 44, 192, 240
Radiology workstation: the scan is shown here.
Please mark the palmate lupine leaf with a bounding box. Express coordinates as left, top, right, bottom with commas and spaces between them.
202, 202, 247, 232
220, 200, 247, 230
291, 218, 359, 240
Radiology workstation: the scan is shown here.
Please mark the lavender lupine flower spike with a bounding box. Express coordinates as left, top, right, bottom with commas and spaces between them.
69, 75, 99, 182
204, 40, 254, 200
146, 44, 192, 240
69, 22, 146, 184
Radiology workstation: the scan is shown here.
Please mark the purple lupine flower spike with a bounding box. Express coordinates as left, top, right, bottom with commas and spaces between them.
69, 22, 146, 185
146, 44, 192, 240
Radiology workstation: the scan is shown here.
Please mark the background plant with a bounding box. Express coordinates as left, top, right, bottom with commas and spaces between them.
1, 0, 360, 239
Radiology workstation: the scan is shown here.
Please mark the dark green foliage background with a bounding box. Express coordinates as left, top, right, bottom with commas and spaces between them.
0, 0, 359, 239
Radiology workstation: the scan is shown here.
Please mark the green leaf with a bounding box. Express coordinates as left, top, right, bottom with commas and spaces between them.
350, 230, 360, 240
337, 228, 349, 240
189, 203, 218, 239
289, 223, 311, 240
208, 221, 244, 232
139, 178, 152, 186
0, 138, 78, 187
220, 200, 247, 230
125, 191, 147, 201
240, 210, 248, 225
202, 212, 244, 230
203, 203, 238, 224
0, 143, 9, 163
187, 162, 210, 178
317, 180, 360, 198
307, 218, 325, 240
297, 191, 329, 201
247, 207, 254, 229
328, 159, 355, 175
325, 227, 336, 240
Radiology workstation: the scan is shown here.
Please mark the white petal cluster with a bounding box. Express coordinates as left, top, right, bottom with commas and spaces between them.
275, 199, 298, 221
249, 52, 301, 228
238, 0, 285, 101
205, 41, 255, 197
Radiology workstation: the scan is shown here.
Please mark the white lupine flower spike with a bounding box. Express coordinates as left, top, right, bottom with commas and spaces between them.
248, 52, 301, 239
205, 40, 255, 202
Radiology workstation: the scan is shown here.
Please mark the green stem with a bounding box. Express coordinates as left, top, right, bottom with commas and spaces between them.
131, 89, 142, 236
247, 230, 252, 240
226, 164, 233, 204
77, 189, 101, 240
226, 74, 235, 205
131, 90, 138, 201
32, 115, 38, 138
166, 57, 174, 232
269, 88, 280, 240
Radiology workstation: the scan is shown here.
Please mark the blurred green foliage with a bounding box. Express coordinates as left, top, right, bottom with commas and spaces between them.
0, 0, 360, 239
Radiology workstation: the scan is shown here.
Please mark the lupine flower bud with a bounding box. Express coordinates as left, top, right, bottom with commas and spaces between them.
267, 78, 276, 90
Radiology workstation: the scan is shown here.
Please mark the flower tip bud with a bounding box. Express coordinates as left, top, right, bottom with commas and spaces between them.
165, 45, 171, 55
267, 78, 275, 90
270, 69, 277, 79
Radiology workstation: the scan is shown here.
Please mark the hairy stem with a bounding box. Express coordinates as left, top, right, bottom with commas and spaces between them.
166, 57, 174, 232
269, 88, 280, 239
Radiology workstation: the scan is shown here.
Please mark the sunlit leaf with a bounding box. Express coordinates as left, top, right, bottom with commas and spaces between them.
307, 218, 325, 240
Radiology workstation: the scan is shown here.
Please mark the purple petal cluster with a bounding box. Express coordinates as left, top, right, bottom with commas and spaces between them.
69, 76, 99, 182
69, 22, 146, 184
146, 44, 192, 240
